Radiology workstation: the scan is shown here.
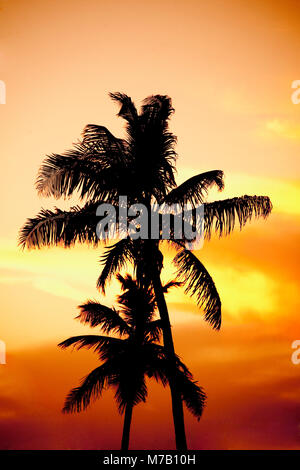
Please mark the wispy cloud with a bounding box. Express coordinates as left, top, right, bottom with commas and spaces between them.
263, 119, 300, 140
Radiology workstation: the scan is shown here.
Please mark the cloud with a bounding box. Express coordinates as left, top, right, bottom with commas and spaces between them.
263, 119, 300, 140
1, 319, 300, 450
208, 266, 276, 316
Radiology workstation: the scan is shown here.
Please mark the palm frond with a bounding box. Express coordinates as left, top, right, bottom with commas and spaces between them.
163, 170, 224, 207
82, 124, 128, 155
58, 335, 124, 361
204, 195, 272, 239
134, 95, 177, 197
109, 92, 138, 124
176, 370, 206, 420
143, 347, 206, 419
142, 343, 169, 386
174, 249, 221, 330
76, 301, 130, 336
18, 201, 102, 249
113, 373, 148, 413
62, 363, 112, 413
36, 135, 126, 200
36, 145, 97, 199
140, 95, 174, 124
115, 273, 156, 324
143, 319, 163, 343
97, 239, 135, 293
162, 280, 183, 292
116, 273, 138, 292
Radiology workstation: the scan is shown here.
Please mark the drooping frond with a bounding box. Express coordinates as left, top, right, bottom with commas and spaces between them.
141, 95, 174, 124
82, 124, 128, 155
115, 273, 156, 324
163, 170, 224, 207
58, 335, 124, 361
116, 273, 138, 292
143, 346, 206, 419
176, 370, 206, 420
143, 319, 163, 343
151, 129, 178, 197
109, 92, 138, 124
174, 249, 221, 330
62, 363, 113, 413
113, 372, 148, 413
132, 95, 177, 199
36, 145, 99, 199
132, 241, 164, 287
162, 280, 183, 292
18, 202, 102, 250
76, 301, 130, 336
36, 131, 127, 200
97, 239, 136, 293
141, 343, 169, 385
204, 195, 272, 239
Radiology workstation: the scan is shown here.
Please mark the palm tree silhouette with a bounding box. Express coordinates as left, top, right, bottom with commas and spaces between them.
59, 274, 206, 450
19, 93, 272, 449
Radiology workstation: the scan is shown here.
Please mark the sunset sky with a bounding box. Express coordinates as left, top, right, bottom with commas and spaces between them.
0, 0, 300, 449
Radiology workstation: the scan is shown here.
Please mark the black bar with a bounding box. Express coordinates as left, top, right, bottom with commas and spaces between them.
0, 450, 299, 468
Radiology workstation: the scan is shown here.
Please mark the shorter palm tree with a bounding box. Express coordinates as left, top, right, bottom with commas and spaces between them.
59, 274, 206, 450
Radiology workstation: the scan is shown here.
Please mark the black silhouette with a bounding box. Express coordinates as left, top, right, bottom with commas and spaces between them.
19, 93, 272, 449
59, 275, 205, 450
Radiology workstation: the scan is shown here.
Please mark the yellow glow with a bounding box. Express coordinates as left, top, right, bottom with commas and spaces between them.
264, 119, 300, 140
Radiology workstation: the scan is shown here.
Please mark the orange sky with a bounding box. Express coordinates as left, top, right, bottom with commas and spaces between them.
0, 0, 300, 449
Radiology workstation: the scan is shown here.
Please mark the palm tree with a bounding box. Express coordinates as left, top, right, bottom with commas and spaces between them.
59, 274, 206, 450
19, 93, 272, 449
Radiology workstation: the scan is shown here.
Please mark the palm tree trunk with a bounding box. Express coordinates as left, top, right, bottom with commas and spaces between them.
152, 269, 188, 450
121, 402, 133, 451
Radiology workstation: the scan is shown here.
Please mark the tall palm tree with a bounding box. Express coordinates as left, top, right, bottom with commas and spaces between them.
59, 274, 206, 450
19, 93, 272, 449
